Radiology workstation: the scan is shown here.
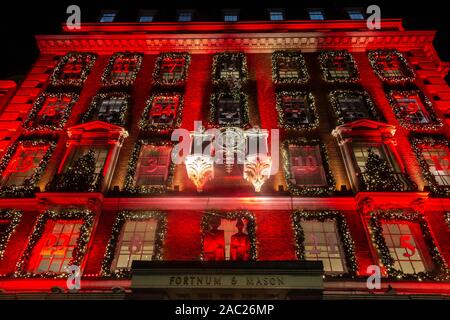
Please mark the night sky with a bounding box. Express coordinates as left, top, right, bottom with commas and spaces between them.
0, 0, 448, 83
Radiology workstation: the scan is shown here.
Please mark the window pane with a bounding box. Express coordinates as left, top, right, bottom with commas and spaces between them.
288, 145, 327, 186
134, 145, 171, 186
421, 146, 450, 186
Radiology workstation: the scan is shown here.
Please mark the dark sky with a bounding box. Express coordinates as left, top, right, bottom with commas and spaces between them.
0, 0, 448, 82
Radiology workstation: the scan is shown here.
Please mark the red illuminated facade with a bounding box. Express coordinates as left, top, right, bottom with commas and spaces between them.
0, 16, 450, 299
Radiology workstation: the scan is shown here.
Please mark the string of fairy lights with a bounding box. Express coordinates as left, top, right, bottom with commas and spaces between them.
50, 52, 97, 87
275, 91, 318, 130
368, 49, 416, 84
0, 210, 22, 259
152, 52, 191, 87
318, 50, 360, 83
138, 92, 184, 132
101, 52, 143, 87
328, 90, 379, 126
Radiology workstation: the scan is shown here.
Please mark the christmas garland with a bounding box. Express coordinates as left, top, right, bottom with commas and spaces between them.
211, 52, 248, 87
368, 49, 415, 84
275, 91, 318, 130
282, 138, 336, 196
271, 51, 309, 85
291, 210, 357, 278
387, 90, 443, 131
411, 135, 450, 197
101, 210, 167, 278
0, 139, 56, 197
82, 92, 130, 127
328, 90, 379, 125
23, 92, 79, 132
209, 91, 249, 128
0, 210, 22, 259
123, 140, 175, 194
101, 52, 143, 87
138, 92, 184, 132
445, 212, 450, 228
50, 52, 97, 87
200, 210, 257, 261
14, 209, 95, 279
318, 50, 359, 83
368, 209, 450, 281
153, 52, 191, 86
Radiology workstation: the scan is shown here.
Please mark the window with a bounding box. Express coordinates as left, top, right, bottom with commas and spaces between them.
368, 50, 415, 83
288, 145, 327, 186
134, 144, 171, 187
212, 52, 247, 84
34, 221, 82, 273
202, 213, 256, 261
84, 93, 130, 126
113, 219, 159, 270
139, 10, 156, 22
25, 93, 77, 130
140, 93, 182, 130
177, 10, 193, 22
1, 144, 49, 187
380, 222, 430, 274
421, 146, 450, 186
51, 52, 96, 86
309, 9, 325, 20
387, 91, 441, 130
330, 91, 376, 124
110, 56, 140, 82
301, 220, 347, 273
352, 144, 386, 172
211, 92, 249, 127
276, 91, 317, 129
269, 9, 284, 21
319, 51, 359, 82
272, 51, 308, 84
153, 53, 190, 86
64, 146, 109, 177
99, 11, 117, 22
347, 9, 364, 20
223, 10, 239, 22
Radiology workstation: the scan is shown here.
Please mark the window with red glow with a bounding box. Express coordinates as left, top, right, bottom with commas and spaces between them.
160, 58, 186, 82
113, 219, 159, 270
369, 50, 414, 82
324, 56, 353, 80
279, 94, 313, 126
421, 146, 450, 186
288, 145, 327, 186
33, 220, 82, 274
30, 94, 74, 129
110, 57, 140, 82
63, 146, 109, 186
1, 145, 49, 187
134, 145, 171, 186
217, 96, 242, 125
146, 94, 180, 127
380, 222, 432, 274
53, 53, 95, 83
300, 219, 347, 273
390, 92, 433, 125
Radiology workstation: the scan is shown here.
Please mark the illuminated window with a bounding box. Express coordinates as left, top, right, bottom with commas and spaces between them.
26, 94, 75, 130
139, 10, 156, 22
288, 145, 327, 186
381, 222, 430, 274
217, 96, 242, 125
202, 213, 255, 261
319, 51, 358, 82
309, 9, 325, 20
99, 11, 117, 22
223, 10, 239, 22
177, 10, 193, 22
352, 144, 386, 172
272, 52, 308, 84
368, 50, 415, 83
1, 144, 49, 187
269, 10, 284, 21
113, 219, 159, 270
161, 58, 187, 83
421, 146, 450, 186
213, 53, 247, 82
51, 52, 96, 86
301, 220, 347, 273
34, 221, 82, 273
110, 57, 140, 82
277, 92, 316, 127
64, 146, 109, 179
146, 94, 181, 127
330, 91, 375, 124
85, 94, 130, 126
347, 9, 364, 20
134, 145, 171, 187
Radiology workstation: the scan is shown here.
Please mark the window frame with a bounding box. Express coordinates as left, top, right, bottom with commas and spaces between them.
268, 9, 285, 21
139, 92, 184, 131
318, 50, 359, 83
209, 91, 249, 128
177, 10, 194, 22
50, 52, 97, 87
211, 52, 248, 86
368, 49, 415, 84
99, 10, 118, 23
308, 8, 326, 20
329, 90, 378, 125
153, 52, 191, 87
101, 52, 143, 87
271, 51, 309, 85
83, 92, 130, 127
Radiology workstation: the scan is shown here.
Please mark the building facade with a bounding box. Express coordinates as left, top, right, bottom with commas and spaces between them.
0, 10, 450, 299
